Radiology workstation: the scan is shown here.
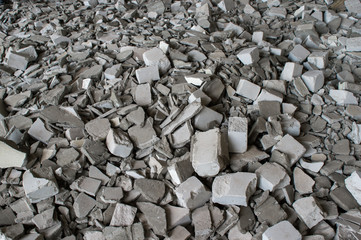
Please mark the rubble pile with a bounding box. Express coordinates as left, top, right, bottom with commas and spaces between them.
0, 0, 361, 239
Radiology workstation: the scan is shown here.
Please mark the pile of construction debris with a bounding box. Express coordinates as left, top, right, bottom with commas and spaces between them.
0, 0, 361, 239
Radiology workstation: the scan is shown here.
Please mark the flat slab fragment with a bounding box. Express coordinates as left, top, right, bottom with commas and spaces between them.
212, 172, 257, 206
262, 221, 302, 240
0, 140, 26, 168
134, 178, 165, 203
293, 196, 324, 229
345, 171, 361, 206
228, 117, 248, 153
255, 162, 290, 192
28, 118, 54, 144
73, 193, 96, 218
137, 202, 167, 236
110, 203, 137, 227
272, 134, 306, 166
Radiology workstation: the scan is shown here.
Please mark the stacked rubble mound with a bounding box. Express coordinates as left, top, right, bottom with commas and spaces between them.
0, 0, 361, 239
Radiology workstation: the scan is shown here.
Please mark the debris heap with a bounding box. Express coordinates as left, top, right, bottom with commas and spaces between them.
0, 0, 361, 239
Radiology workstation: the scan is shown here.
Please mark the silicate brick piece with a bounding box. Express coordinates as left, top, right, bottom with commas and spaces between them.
280, 62, 303, 81
288, 44, 310, 63
345, 171, 361, 205
346, 37, 361, 52
191, 128, 228, 177
272, 134, 306, 166
237, 47, 260, 65
236, 79, 261, 101
143, 47, 171, 74
175, 176, 211, 209
301, 70, 324, 93
307, 51, 328, 69
293, 196, 324, 229
28, 118, 54, 144
135, 65, 160, 84
110, 203, 137, 227
212, 172, 257, 206
228, 117, 248, 153
23, 167, 59, 203
0, 140, 26, 168
262, 221, 302, 240
255, 162, 290, 192
106, 128, 133, 158
329, 89, 358, 105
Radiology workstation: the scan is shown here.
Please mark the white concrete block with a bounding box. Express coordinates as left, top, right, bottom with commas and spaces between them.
262, 221, 302, 240
280, 62, 303, 81
106, 128, 133, 158
288, 44, 310, 63
0, 141, 26, 168
345, 171, 361, 205
307, 51, 328, 69
135, 65, 160, 84
212, 172, 257, 206
143, 47, 171, 74
228, 117, 248, 153
255, 162, 290, 192
175, 176, 211, 209
272, 134, 306, 166
329, 89, 358, 105
191, 128, 228, 177
237, 47, 260, 65
293, 196, 324, 228
301, 70, 324, 93
236, 79, 261, 101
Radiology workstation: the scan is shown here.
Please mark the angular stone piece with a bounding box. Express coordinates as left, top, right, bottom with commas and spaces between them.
110, 203, 137, 227
128, 118, 159, 149
192, 205, 212, 239
236, 79, 261, 101
191, 128, 228, 177
307, 51, 328, 69
73, 193, 96, 218
288, 44, 310, 62
237, 47, 259, 65
255, 196, 287, 225
85, 118, 110, 141
143, 47, 171, 74
262, 221, 302, 240
164, 205, 191, 229
329, 89, 358, 105
168, 155, 194, 185
175, 176, 211, 209
23, 167, 59, 203
255, 162, 290, 192
28, 118, 54, 144
106, 128, 133, 158
135, 65, 160, 84
330, 187, 359, 211
137, 202, 167, 236
134, 83, 152, 106
0, 140, 26, 168
345, 171, 361, 206
273, 134, 306, 166
162, 102, 203, 136
280, 62, 303, 81
193, 107, 223, 131
346, 37, 361, 52
301, 70, 324, 93
228, 117, 248, 153
70, 176, 101, 197
134, 178, 165, 203
293, 167, 315, 194
293, 197, 324, 229
212, 172, 257, 206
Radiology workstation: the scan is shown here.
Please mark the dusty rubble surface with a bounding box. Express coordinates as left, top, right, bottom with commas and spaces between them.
0, 0, 361, 239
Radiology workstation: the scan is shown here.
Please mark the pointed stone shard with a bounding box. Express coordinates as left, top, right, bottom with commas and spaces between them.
28, 118, 54, 144
0, 140, 27, 168
345, 171, 361, 206
212, 172, 257, 206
